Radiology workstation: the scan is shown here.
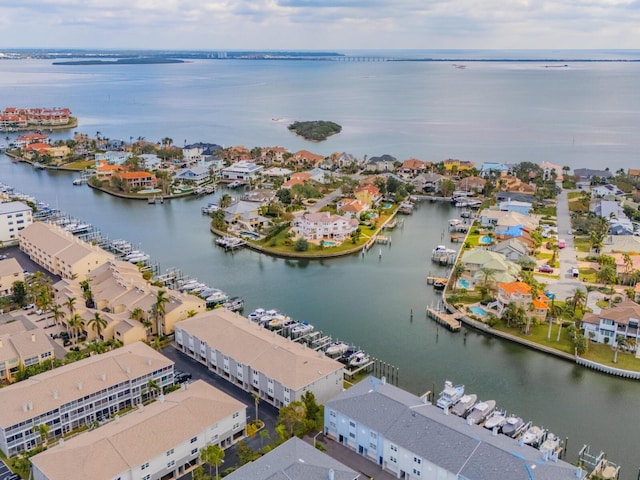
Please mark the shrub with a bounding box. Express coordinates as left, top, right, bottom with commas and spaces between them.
294, 238, 309, 252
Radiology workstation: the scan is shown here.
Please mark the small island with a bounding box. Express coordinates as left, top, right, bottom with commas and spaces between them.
288, 120, 341, 142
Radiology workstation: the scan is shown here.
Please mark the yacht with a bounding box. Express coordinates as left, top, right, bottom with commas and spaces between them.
268, 314, 289, 329
451, 394, 477, 417
248, 308, 266, 322
205, 289, 229, 305
501, 416, 526, 438
291, 322, 314, 336
325, 341, 350, 357
521, 424, 546, 446
466, 400, 496, 425
348, 351, 370, 368
436, 381, 465, 409
483, 410, 507, 430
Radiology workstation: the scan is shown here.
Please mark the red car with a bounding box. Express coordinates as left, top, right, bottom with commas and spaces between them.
538, 265, 554, 273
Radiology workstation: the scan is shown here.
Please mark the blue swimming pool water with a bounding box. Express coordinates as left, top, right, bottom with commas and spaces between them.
323, 240, 337, 246
480, 236, 493, 244
138, 188, 162, 194
240, 231, 260, 239
469, 306, 488, 316
457, 279, 470, 289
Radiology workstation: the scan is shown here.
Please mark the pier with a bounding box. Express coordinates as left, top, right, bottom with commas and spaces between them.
427, 307, 461, 332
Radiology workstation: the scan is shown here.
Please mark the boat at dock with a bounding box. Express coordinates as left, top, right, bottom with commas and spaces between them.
222, 296, 244, 312
436, 380, 465, 409
521, 424, 546, 446
291, 321, 314, 336
205, 289, 229, 306
538, 432, 561, 455
466, 400, 496, 425
451, 393, 477, 417
325, 341, 350, 357
501, 415, 526, 438
348, 351, 370, 368
483, 410, 507, 430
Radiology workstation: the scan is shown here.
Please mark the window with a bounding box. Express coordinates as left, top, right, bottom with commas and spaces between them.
141, 463, 149, 470
412, 468, 421, 476
390, 456, 397, 463
390, 444, 397, 452
414, 457, 422, 464
191, 448, 198, 455
166, 448, 174, 456
191, 436, 198, 443
142, 475, 150, 480
167, 460, 175, 468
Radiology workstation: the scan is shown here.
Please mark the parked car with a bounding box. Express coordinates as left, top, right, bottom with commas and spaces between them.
22, 303, 35, 310
175, 372, 192, 384
538, 265, 554, 273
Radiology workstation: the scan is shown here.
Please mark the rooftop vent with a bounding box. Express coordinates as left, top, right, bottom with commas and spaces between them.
77, 381, 83, 390
101, 372, 107, 382
147, 358, 152, 366
53, 390, 59, 400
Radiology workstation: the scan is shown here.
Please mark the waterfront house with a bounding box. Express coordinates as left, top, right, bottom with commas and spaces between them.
0, 201, 33, 243
173, 166, 210, 185
19, 223, 114, 281
0, 342, 174, 457
413, 172, 445, 193
139, 153, 161, 170
365, 154, 396, 172
116, 171, 157, 190
294, 211, 359, 243
24, 142, 50, 158
539, 161, 563, 180
225, 437, 360, 480
334, 152, 362, 170
337, 199, 368, 219
501, 176, 537, 195
490, 238, 530, 262
496, 281, 548, 321
183, 142, 222, 162
398, 158, 429, 178
324, 376, 585, 480
460, 248, 521, 286
260, 146, 289, 164
455, 175, 486, 193
1, 107, 70, 127
30, 380, 246, 480
220, 161, 263, 183
582, 301, 640, 349
0, 258, 24, 296
222, 200, 271, 232
12, 133, 50, 148
96, 163, 123, 181
574, 168, 612, 183
498, 199, 532, 215
0, 314, 58, 382
174, 309, 344, 408
262, 167, 293, 182
592, 200, 634, 235
628, 168, 640, 179
354, 184, 382, 208
292, 150, 325, 169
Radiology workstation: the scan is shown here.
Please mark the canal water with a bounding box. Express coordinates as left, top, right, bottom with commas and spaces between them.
1, 158, 639, 475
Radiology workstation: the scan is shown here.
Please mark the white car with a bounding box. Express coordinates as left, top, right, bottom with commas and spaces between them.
568, 229, 573, 235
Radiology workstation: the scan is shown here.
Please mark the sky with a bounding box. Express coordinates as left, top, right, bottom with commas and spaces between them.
1, 0, 640, 51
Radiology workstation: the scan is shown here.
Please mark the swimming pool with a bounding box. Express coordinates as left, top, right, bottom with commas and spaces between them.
138, 188, 162, 194
479, 236, 493, 244
240, 231, 260, 240
457, 279, 470, 289
322, 240, 337, 246
469, 306, 488, 316
383, 203, 392, 209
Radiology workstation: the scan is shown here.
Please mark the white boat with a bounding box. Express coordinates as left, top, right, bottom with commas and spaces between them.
451, 394, 477, 417
538, 432, 561, 454
325, 341, 350, 357
348, 351, 370, 368
268, 314, 289, 329
436, 381, 465, 409
521, 425, 545, 446
466, 400, 496, 425
248, 308, 266, 321
291, 322, 313, 336
501, 416, 525, 438
205, 289, 229, 305
128, 254, 150, 264
483, 410, 507, 430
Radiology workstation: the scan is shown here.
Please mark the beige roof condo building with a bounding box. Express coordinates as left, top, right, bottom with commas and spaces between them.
0, 314, 58, 382
0, 341, 174, 457
30, 380, 246, 480
0, 257, 24, 297
19, 222, 115, 281
0, 201, 33, 244
175, 309, 344, 408
53, 260, 206, 341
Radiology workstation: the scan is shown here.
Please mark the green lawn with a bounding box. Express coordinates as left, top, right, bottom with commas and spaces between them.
62, 160, 95, 170
573, 237, 591, 253
582, 343, 640, 371
492, 320, 576, 355
579, 268, 598, 283
567, 192, 583, 200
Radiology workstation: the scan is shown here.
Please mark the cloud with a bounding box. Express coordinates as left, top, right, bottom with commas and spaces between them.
0, 0, 639, 49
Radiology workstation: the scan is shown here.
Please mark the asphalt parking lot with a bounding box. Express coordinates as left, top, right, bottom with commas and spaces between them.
0, 459, 18, 480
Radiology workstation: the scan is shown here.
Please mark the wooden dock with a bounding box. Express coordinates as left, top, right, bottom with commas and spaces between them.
426, 276, 448, 285
427, 308, 461, 332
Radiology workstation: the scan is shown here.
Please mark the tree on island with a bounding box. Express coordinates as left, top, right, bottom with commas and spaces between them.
288, 120, 341, 142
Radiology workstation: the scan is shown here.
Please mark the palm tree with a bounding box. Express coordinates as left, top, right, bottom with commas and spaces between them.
64, 296, 76, 318
569, 288, 587, 314
451, 263, 466, 292
597, 265, 618, 292
145, 379, 160, 401
253, 393, 260, 423
200, 444, 225, 480
50, 304, 64, 328
152, 289, 169, 337
67, 313, 85, 346
87, 312, 107, 340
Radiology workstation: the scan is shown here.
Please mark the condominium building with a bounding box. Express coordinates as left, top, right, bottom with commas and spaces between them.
19, 222, 115, 281
0, 201, 33, 243
30, 380, 246, 480
0, 257, 24, 297
0, 342, 174, 457
325, 377, 585, 480
225, 437, 359, 480
175, 309, 344, 408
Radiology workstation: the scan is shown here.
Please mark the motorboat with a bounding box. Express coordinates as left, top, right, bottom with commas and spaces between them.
128, 253, 150, 264
222, 296, 244, 312
521, 424, 546, 446
268, 314, 289, 329
248, 308, 266, 321
483, 410, 507, 430
325, 341, 350, 357
538, 432, 561, 454
436, 381, 465, 410
451, 394, 477, 417
291, 322, 314, 336
205, 289, 229, 305
348, 351, 370, 368
466, 400, 496, 425
501, 416, 525, 438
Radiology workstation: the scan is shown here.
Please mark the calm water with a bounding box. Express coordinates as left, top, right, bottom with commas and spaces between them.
2, 54, 640, 475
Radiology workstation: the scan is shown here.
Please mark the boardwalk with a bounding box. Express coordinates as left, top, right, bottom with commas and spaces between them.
426, 308, 461, 332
